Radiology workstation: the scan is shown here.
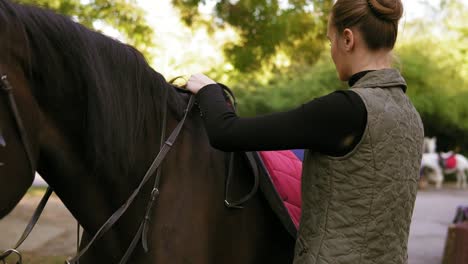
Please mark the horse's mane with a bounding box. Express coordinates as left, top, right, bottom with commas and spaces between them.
0, 0, 184, 176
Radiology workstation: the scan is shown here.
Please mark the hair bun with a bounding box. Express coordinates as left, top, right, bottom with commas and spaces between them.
368, 0, 403, 22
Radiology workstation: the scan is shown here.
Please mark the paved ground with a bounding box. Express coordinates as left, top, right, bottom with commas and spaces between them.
0, 183, 467, 263
408, 185, 468, 264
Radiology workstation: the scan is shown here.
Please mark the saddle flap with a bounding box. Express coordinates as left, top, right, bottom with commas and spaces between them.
253, 150, 302, 238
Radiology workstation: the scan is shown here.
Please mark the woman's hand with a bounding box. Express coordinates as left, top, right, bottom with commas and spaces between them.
186, 73, 216, 94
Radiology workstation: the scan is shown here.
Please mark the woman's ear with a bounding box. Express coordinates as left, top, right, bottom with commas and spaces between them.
342, 28, 354, 52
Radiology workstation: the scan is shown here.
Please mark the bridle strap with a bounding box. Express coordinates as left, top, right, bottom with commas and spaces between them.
0, 73, 254, 263
0, 187, 53, 262
11, 187, 53, 249
66, 94, 195, 264
118, 84, 169, 263
0, 249, 22, 264
0, 75, 35, 175
0, 73, 195, 263
141, 83, 168, 251
0, 75, 53, 264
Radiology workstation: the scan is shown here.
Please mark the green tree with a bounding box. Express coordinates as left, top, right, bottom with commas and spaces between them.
173, 0, 334, 72
441, 0, 468, 80
15, 0, 155, 60
215, 0, 468, 154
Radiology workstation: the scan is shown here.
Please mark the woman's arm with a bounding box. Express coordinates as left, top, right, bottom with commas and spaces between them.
195, 84, 367, 156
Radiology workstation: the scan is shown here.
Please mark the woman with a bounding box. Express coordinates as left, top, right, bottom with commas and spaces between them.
187, 0, 424, 263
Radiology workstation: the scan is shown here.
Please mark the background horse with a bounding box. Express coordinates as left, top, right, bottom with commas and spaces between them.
0, 1, 294, 263
421, 137, 468, 189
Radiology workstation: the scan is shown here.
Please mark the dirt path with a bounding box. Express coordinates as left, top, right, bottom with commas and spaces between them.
1, 185, 467, 263
0, 191, 76, 257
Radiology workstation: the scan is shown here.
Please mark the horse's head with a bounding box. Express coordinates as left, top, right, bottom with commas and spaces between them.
0, 78, 39, 218
0, 0, 44, 218
423, 137, 437, 153
0, 66, 41, 219
0, 0, 178, 222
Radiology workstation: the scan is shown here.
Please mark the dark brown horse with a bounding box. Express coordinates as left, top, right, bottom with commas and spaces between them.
0, 0, 294, 263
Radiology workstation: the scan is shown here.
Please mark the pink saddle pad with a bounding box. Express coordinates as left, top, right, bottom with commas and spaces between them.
445, 155, 457, 170
259, 150, 302, 228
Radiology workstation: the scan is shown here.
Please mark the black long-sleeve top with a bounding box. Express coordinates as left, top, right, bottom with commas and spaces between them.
195, 72, 372, 157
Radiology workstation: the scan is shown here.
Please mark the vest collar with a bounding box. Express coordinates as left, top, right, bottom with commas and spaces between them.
351, 68, 407, 92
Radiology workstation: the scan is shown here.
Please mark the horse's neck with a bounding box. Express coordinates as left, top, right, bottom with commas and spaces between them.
37, 114, 114, 227
36, 104, 168, 261
423, 138, 437, 153
36, 98, 162, 227
440, 151, 454, 158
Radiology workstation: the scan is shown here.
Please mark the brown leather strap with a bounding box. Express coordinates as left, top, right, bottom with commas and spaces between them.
220, 87, 259, 209
0, 187, 53, 262
224, 152, 260, 209
141, 85, 169, 252
0, 75, 35, 176
119, 221, 145, 264
0, 74, 195, 264
0, 75, 51, 263
66, 94, 195, 264
0, 249, 22, 264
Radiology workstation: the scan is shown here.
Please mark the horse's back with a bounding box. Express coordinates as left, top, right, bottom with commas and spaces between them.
456, 154, 468, 168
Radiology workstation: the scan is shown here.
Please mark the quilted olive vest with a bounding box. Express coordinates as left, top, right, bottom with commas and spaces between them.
293, 69, 424, 264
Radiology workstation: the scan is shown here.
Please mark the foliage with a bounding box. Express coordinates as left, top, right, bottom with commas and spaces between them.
215, 34, 468, 153
397, 39, 468, 153
441, 0, 468, 80
15, 0, 155, 60
394, 0, 468, 153
9, 0, 468, 154
220, 54, 343, 116
173, 0, 334, 72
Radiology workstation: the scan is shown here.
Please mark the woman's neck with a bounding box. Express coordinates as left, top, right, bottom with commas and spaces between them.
349, 49, 392, 77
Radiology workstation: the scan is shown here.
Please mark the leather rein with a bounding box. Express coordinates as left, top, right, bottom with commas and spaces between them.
0, 76, 259, 264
